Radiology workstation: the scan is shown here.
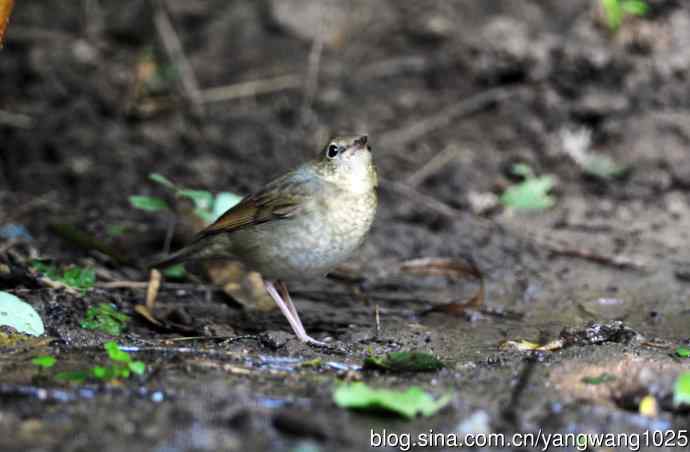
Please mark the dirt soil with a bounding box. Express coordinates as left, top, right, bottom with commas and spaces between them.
1, 1, 690, 451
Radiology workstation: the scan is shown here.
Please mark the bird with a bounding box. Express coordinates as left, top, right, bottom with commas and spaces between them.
151, 135, 378, 345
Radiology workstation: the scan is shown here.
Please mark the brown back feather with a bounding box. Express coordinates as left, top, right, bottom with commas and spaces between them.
193, 178, 307, 242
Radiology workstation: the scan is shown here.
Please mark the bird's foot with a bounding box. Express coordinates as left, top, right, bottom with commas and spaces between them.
299, 333, 328, 348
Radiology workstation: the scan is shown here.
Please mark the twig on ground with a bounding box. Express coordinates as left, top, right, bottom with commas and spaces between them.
167, 335, 257, 342
0, 26, 72, 42
0, 110, 32, 128
37, 277, 81, 296
201, 75, 302, 104
97, 281, 149, 289
301, 33, 324, 120
405, 145, 460, 188
538, 240, 647, 271
360, 55, 430, 79
153, 0, 204, 117
163, 214, 175, 254
146, 269, 162, 309
380, 178, 463, 218
97, 281, 220, 291
378, 87, 515, 153
117, 341, 258, 356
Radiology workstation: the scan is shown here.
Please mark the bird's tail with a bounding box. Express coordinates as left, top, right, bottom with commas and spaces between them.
147, 241, 206, 270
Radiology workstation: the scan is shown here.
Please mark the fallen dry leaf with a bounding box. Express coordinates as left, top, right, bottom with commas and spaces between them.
639, 394, 658, 417
401, 257, 484, 315
172, 196, 275, 312
146, 269, 162, 310
0, 0, 14, 47
498, 338, 566, 352
205, 261, 276, 312
134, 304, 163, 327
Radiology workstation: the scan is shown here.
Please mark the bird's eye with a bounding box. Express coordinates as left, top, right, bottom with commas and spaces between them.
326, 144, 339, 159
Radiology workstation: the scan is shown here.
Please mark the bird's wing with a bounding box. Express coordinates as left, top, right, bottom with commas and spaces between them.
194, 169, 320, 241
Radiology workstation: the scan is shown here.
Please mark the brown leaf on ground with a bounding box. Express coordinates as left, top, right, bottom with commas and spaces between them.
205, 261, 276, 312
400, 257, 484, 315
146, 269, 162, 310
133, 304, 163, 327
0, 0, 14, 47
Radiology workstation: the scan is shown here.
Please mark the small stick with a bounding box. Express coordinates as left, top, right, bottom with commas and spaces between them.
380, 178, 463, 218
0, 26, 71, 42
301, 33, 324, 120
0, 109, 32, 128
163, 213, 175, 254
96, 281, 220, 291
153, 0, 204, 117
201, 75, 302, 104
37, 277, 81, 296
405, 145, 460, 188
167, 335, 256, 342
360, 55, 429, 79
374, 304, 381, 337
146, 269, 162, 310
378, 87, 515, 153
541, 241, 646, 271
98, 281, 149, 289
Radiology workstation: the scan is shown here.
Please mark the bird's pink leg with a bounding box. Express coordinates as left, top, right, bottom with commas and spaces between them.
276, 281, 302, 332
264, 280, 326, 345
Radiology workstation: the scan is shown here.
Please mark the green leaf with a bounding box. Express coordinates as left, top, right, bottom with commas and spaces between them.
116, 366, 131, 378
145, 173, 243, 226
106, 224, 128, 238
31, 261, 61, 280
32, 355, 56, 368
129, 195, 169, 212
511, 163, 534, 178
212, 192, 243, 222
178, 189, 214, 210
128, 361, 146, 375
149, 173, 177, 190
581, 373, 617, 385
621, 0, 648, 16
0, 291, 45, 336
62, 267, 95, 291
80, 303, 129, 336
299, 358, 323, 368
193, 207, 215, 225
55, 370, 89, 383
602, 0, 623, 30
364, 351, 445, 372
162, 263, 186, 279
500, 175, 555, 210
91, 366, 108, 379
676, 346, 690, 358
32, 261, 95, 292
583, 154, 627, 180
104, 341, 131, 363
333, 383, 452, 419
673, 372, 690, 407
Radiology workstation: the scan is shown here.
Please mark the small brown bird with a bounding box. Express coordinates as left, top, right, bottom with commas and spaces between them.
152, 135, 378, 345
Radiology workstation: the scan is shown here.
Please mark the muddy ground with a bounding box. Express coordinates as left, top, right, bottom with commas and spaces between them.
1, 0, 690, 451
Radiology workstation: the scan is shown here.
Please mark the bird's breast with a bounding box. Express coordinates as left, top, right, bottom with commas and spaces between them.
231, 190, 377, 281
